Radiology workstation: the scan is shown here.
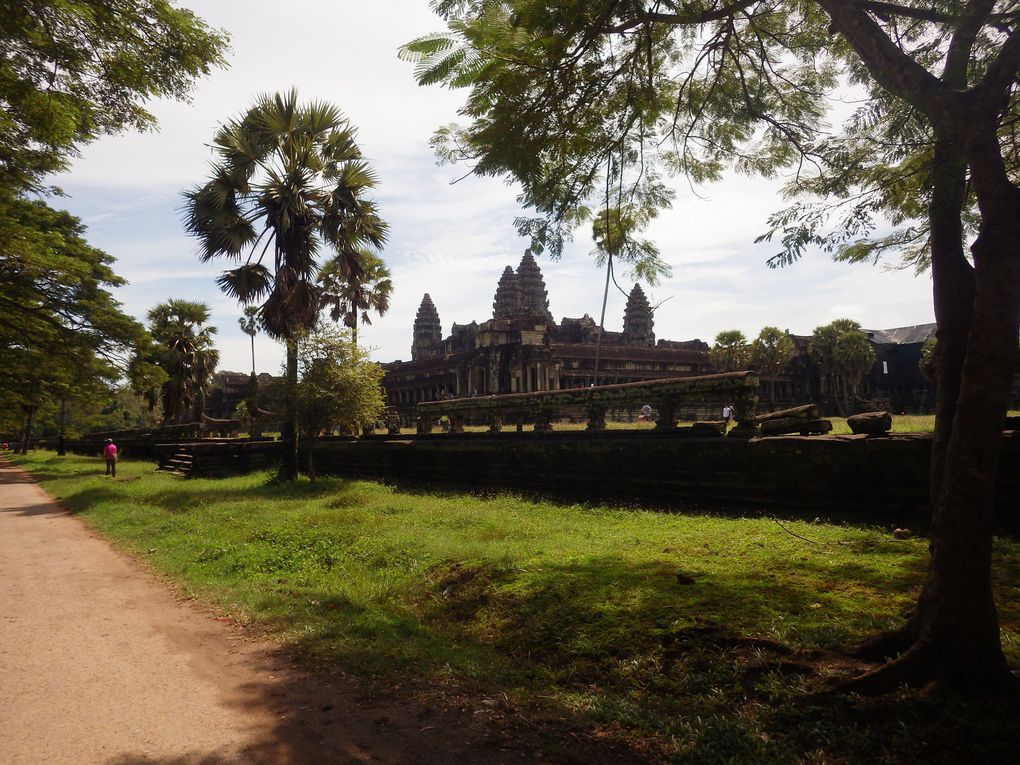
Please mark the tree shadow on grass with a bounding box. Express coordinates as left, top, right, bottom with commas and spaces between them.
227, 552, 1020, 764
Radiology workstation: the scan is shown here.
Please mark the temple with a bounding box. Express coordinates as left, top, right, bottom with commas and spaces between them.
382, 253, 712, 408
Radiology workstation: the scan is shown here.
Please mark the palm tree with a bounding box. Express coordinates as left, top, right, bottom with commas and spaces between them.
319, 248, 392, 345
751, 326, 796, 403
183, 89, 388, 479
238, 305, 260, 375
809, 319, 875, 415
147, 300, 219, 425
710, 330, 751, 372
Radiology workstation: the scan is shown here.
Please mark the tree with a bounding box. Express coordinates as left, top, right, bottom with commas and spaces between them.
0, 0, 227, 190
0, 192, 145, 452
710, 330, 750, 373
239, 305, 260, 375
295, 324, 385, 480
183, 89, 389, 480
751, 326, 796, 403
402, 2, 1020, 692
146, 300, 219, 425
319, 248, 393, 345
809, 319, 876, 415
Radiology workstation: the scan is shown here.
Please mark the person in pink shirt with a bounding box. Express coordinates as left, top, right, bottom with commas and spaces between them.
103, 439, 118, 477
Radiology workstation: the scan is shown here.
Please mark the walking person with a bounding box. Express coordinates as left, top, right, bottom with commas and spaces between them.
103, 438, 118, 477
722, 404, 733, 428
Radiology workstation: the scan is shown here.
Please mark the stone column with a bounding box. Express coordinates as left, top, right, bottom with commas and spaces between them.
586, 404, 607, 431
654, 398, 678, 430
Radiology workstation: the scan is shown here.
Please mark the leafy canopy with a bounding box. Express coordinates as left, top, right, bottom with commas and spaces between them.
401, 1, 836, 279
182, 89, 389, 342
0, 190, 146, 423
295, 324, 385, 437
0, 0, 228, 189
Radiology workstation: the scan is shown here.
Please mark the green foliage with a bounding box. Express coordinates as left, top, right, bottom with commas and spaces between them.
318, 248, 393, 344
182, 89, 388, 343
15, 452, 1020, 763
141, 299, 219, 425
401, 2, 836, 275
238, 304, 260, 374
295, 325, 385, 437
710, 330, 750, 372
808, 319, 876, 408
0, 0, 227, 189
184, 89, 391, 479
0, 190, 146, 446
751, 326, 796, 400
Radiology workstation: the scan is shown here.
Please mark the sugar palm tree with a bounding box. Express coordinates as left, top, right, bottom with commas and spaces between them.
238, 305, 260, 376
183, 89, 388, 479
319, 248, 392, 345
751, 326, 796, 403
147, 300, 219, 425
710, 330, 750, 372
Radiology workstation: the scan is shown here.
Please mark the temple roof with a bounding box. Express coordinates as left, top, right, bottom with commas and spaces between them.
493, 266, 522, 319
516, 252, 554, 322
864, 324, 936, 345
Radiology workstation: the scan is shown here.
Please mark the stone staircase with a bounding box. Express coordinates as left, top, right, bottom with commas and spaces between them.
158, 450, 193, 477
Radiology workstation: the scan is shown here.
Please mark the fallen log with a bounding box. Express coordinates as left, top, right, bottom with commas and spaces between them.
755, 404, 819, 423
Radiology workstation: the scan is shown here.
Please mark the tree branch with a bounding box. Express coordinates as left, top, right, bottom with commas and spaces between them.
602, 0, 760, 33
815, 1, 952, 123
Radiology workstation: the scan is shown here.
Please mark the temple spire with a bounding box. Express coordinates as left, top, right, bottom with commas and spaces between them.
622, 283, 655, 347
492, 265, 522, 319
412, 293, 442, 360
515, 252, 554, 323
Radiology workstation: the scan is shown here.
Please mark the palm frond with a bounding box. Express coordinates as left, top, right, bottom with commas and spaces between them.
216, 263, 273, 302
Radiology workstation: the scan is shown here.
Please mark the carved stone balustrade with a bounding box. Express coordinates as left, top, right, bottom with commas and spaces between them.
414, 372, 759, 435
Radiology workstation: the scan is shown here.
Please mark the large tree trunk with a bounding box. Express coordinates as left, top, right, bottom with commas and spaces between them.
278, 338, 299, 481
919, 127, 1020, 686
860, 137, 975, 663
851, 129, 1019, 693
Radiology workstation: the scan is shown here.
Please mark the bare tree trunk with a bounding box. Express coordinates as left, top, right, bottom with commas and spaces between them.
850, 128, 1019, 693
57, 398, 68, 456
19, 406, 36, 455
306, 437, 317, 482
278, 338, 299, 481
250, 335, 256, 376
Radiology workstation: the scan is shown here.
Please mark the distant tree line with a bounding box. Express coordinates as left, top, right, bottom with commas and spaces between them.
711, 321, 878, 412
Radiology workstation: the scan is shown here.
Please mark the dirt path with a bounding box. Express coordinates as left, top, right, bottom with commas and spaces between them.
0, 459, 541, 765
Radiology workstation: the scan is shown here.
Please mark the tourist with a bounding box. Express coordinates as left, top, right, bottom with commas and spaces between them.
103, 438, 118, 477
722, 404, 733, 425
639, 404, 653, 421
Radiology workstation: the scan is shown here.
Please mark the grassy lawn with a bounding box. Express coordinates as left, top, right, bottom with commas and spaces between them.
10, 451, 1020, 763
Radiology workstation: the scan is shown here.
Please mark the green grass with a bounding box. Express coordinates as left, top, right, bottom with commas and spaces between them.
11, 451, 1020, 763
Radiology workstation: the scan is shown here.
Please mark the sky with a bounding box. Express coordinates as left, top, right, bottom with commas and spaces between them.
52, 0, 936, 376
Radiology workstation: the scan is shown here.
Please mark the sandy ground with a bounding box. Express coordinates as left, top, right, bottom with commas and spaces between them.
0, 458, 543, 765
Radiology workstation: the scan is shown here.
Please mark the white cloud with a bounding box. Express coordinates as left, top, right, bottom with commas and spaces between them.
49, 0, 935, 374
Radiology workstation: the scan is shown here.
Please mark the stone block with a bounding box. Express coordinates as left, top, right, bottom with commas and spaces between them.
847, 411, 892, 435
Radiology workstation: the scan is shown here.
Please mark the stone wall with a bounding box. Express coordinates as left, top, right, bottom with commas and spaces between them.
301, 431, 1020, 521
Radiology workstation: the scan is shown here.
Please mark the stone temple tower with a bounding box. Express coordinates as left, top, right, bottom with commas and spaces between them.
492, 266, 522, 319
411, 293, 442, 360
515, 252, 554, 323
622, 283, 655, 347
